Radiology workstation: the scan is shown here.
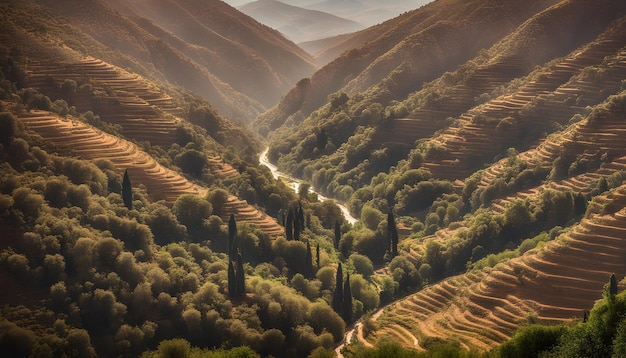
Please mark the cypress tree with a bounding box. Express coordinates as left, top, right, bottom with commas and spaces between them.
317, 128, 328, 150
316, 242, 321, 269
228, 214, 237, 260
236, 251, 246, 298
122, 169, 133, 210
298, 202, 305, 229
334, 220, 341, 249
332, 263, 343, 315
228, 260, 236, 299
343, 273, 352, 323
609, 273, 618, 295
387, 211, 399, 257
294, 206, 301, 241
574, 192, 587, 216
305, 241, 313, 278
286, 208, 294, 241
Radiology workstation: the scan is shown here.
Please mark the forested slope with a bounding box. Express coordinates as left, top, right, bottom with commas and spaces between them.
260, 0, 626, 353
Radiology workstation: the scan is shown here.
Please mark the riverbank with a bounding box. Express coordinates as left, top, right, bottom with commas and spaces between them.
259, 147, 357, 224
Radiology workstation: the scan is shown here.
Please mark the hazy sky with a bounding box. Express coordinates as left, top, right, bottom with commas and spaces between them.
222, 0, 433, 15
223, 0, 434, 31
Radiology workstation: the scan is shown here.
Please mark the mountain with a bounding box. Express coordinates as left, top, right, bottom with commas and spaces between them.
255, 0, 562, 134
304, 0, 422, 26
260, 0, 626, 350
228, 0, 432, 32
3, 0, 626, 355
238, 0, 365, 43
29, 0, 317, 122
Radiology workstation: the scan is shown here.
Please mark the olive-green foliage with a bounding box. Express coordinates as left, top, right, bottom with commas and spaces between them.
349, 253, 374, 279
173, 194, 212, 235
142, 338, 260, 358
497, 325, 567, 358
0, 111, 17, 146
0, 124, 352, 357
175, 149, 207, 178
545, 286, 626, 358
349, 273, 379, 312
489, 282, 626, 358
389, 256, 421, 292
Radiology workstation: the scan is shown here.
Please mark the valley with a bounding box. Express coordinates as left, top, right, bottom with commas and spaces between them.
0, 0, 626, 357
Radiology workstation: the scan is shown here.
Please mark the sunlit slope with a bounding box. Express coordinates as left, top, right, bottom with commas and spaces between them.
418, 18, 626, 181
24, 57, 182, 147
370, 197, 626, 350
263, 1, 626, 212
18, 111, 284, 237
366, 84, 626, 350
256, 0, 561, 132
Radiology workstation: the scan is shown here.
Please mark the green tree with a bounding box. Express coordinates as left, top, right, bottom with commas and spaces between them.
0, 112, 17, 146
122, 169, 132, 210
316, 128, 328, 151
350, 254, 374, 279
316, 242, 321, 269
305, 241, 313, 278
61, 79, 77, 105
332, 263, 343, 315
172, 194, 212, 235
228, 260, 236, 300
343, 272, 353, 323
229, 214, 237, 260
236, 251, 246, 299
609, 273, 618, 296
286, 208, 294, 241
387, 211, 399, 257
334, 220, 341, 249
175, 149, 206, 178
294, 206, 302, 241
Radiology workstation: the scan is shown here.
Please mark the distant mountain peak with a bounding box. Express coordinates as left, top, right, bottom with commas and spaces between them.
238, 0, 365, 43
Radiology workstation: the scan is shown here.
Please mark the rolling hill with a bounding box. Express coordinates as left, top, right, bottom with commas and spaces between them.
26, 0, 317, 122
237, 0, 365, 44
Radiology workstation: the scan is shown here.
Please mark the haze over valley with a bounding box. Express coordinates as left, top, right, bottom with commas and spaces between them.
1, 0, 626, 357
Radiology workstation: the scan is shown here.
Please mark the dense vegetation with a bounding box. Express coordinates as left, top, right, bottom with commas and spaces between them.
343, 275, 626, 357
1, 0, 626, 356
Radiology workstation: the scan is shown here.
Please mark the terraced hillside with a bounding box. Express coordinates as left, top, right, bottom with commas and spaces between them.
420, 21, 626, 181
369, 189, 626, 350
18, 110, 284, 237
364, 83, 626, 350
24, 57, 182, 147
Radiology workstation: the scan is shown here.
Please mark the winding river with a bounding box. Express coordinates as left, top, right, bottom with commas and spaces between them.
259, 147, 357, 225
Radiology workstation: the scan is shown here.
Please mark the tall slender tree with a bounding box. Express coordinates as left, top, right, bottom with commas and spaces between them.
236, 251, 246, 298
332, 263, 343, 315
343, 273, 352, 323
316, 242, 321, 269
298, 202, 305, 229
122, 169, 133, 210
286, 208, 294, 241
305, 241, 313, 278
228, 214, 237, 260
294, 206, 301, 241
387, 211, 399, 257
334, 220, 341, 249
609, 273, 618, 295
228, 260, 236, 299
